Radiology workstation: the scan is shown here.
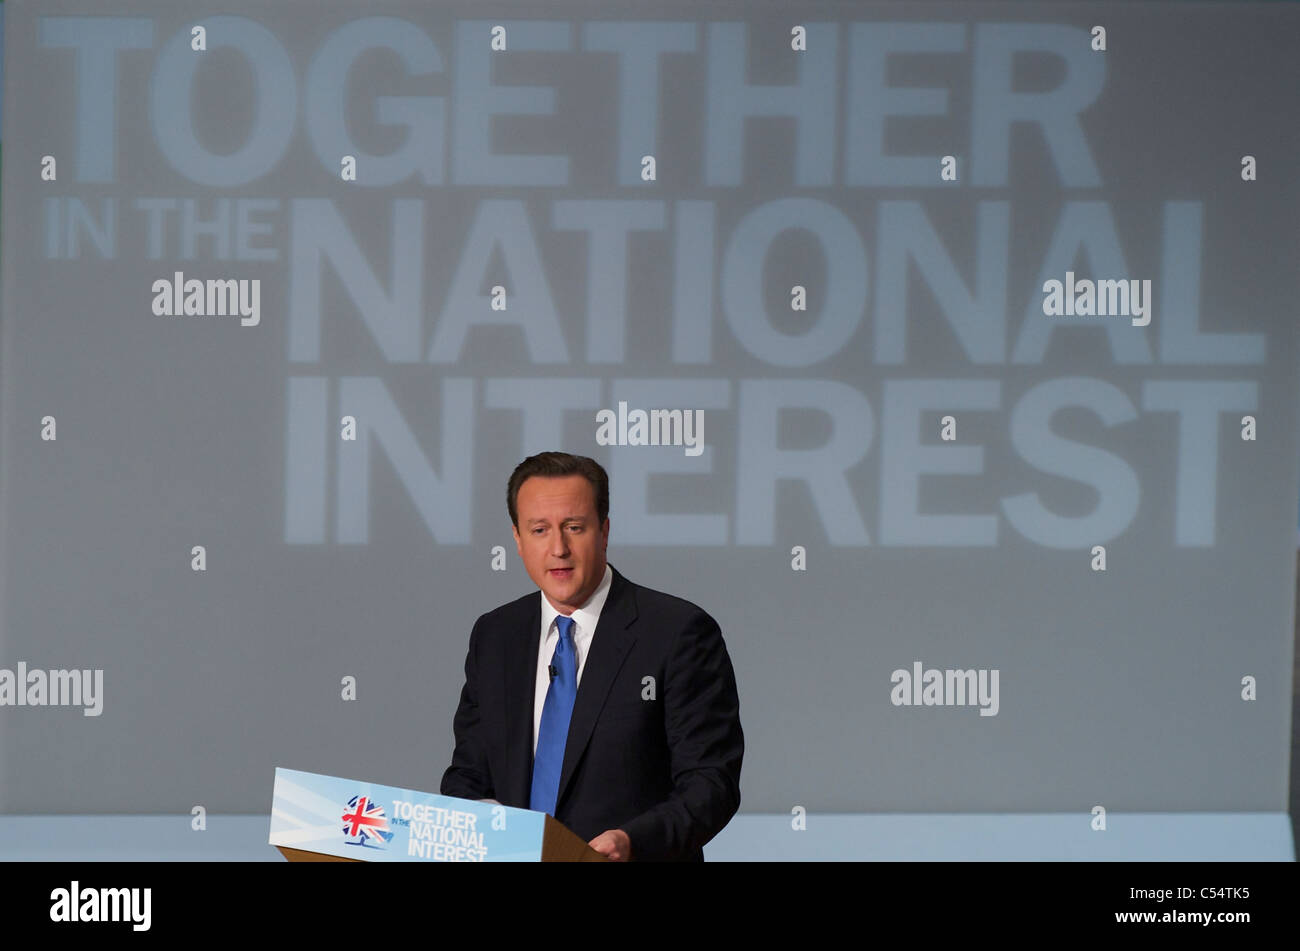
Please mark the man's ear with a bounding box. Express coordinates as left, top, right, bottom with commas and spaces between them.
512, 523, 523, 558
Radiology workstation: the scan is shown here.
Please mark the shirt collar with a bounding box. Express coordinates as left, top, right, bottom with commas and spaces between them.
540, 563, 614, 639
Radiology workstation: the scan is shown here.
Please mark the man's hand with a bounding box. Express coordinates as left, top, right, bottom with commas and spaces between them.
588, 828, 632, 861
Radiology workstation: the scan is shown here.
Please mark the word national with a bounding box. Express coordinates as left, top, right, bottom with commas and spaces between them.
392, 799, 487, 861
151, 271, 261, 326
595, 401, 704, 457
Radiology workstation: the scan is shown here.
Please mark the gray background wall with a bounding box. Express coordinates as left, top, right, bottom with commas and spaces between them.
1, 0, 1296, 815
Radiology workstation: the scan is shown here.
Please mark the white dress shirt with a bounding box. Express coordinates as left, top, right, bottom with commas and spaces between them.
533, 563, 614, 756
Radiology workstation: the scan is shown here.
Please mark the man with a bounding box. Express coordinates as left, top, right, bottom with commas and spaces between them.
440, 451, 744, 861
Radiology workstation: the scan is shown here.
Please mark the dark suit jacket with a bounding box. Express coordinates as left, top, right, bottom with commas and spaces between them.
440, 564, 743, 861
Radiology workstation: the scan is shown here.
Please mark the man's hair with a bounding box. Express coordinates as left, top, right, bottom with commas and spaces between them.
507, 452, 609, 528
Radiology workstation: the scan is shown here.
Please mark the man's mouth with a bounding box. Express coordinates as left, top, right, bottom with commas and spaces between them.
549, 567, 574, 577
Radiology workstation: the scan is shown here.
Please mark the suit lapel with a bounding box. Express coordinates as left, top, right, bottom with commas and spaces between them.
502, 593, 540, 807
556, 565, 638, 810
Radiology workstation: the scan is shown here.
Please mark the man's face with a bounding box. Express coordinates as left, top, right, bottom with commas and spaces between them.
513, 474, 610, 615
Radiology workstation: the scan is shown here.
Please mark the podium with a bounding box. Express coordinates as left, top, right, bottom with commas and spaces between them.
269, 767, 607, 862
277, 813, 605, 863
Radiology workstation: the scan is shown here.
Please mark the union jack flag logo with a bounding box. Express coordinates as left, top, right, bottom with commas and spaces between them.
341, 795, 393, 848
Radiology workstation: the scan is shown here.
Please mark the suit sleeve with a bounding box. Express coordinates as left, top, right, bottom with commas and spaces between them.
617, 609, 743, 860
439, 617, 495, 801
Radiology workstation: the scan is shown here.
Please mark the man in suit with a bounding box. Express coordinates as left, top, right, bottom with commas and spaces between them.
440, 451, 743, 861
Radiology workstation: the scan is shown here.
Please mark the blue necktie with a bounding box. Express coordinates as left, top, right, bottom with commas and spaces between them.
530, 615, 577, 815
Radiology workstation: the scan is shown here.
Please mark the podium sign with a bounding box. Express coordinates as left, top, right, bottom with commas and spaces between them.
269, 767, 548, 862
